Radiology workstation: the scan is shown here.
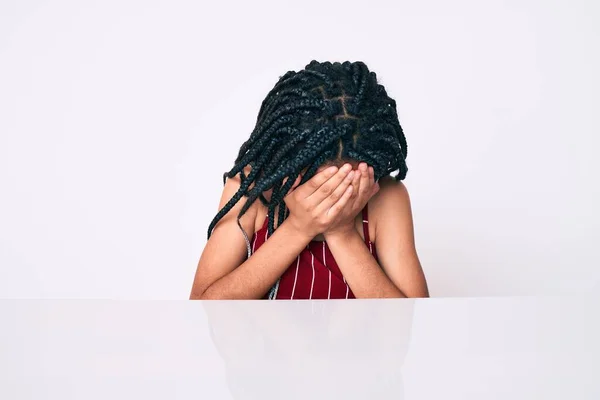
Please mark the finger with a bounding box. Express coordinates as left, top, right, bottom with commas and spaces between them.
369, 166, 380, 196
353, 166, 361, 187
358, 162, 370, 199
349, 167, 361, 206
314, 169, 355, 213
306, 163, 353, 205
326, 184, 355, 218
294, 166, 339, 198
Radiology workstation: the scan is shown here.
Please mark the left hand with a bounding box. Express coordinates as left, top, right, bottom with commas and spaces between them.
323, 162, 379, 239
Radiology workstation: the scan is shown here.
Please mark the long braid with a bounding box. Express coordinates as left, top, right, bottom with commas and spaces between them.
207, 60, 410, 299
207, 137, 279, 255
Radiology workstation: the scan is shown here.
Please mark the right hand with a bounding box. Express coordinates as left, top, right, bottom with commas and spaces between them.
282, 163, 356, 239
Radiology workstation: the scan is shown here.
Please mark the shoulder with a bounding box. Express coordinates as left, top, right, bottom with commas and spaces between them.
369, 175, 413, 235
372, 175, 411, 207
219, 165, 259, 222
221, 165, 254, 197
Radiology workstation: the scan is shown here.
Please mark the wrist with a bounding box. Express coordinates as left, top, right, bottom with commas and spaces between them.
281, 217, 316, 244
323, 225, 360, 242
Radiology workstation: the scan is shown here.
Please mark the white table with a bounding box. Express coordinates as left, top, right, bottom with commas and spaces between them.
1, 296, 598, 399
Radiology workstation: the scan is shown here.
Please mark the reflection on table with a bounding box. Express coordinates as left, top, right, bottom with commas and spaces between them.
203, 299, 415, 400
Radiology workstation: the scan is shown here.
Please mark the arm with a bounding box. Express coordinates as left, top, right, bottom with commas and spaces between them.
375, 180, 428, 297
326, 231, 406, 298
189, 174, 313, 300
198, 221, 313, 299
191, 164, 356, 300
325, 177, 429, 298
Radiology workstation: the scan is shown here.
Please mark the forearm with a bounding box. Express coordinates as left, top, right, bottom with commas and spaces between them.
201, 220, 313, 299
325, 230, 406, 298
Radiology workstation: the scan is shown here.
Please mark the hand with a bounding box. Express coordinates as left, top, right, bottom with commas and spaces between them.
283, 163, 357, 239
323, 162, 380, 240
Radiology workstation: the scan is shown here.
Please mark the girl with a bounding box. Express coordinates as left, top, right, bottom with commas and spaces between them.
190, 60, 429, 300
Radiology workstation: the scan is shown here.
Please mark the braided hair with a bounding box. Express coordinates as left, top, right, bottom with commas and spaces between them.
206, 60, 408, 299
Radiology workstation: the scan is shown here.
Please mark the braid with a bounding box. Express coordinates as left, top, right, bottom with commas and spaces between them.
230, 115, 296, 176
207, 60, 410, 298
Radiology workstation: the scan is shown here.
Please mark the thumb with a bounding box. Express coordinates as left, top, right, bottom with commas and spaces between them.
371, 181, 380, 196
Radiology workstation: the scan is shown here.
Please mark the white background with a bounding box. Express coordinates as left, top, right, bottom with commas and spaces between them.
1, 0, 598, 298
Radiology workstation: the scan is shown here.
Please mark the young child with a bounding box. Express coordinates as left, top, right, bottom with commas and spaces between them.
190, 60, 429, 300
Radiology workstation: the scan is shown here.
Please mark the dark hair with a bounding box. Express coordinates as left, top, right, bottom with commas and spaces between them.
206, 61, 408, 296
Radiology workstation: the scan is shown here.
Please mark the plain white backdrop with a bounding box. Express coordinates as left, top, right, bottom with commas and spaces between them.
0, 0, 598, 298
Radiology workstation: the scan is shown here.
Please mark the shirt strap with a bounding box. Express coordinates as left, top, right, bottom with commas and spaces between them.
361, 203, 371, 243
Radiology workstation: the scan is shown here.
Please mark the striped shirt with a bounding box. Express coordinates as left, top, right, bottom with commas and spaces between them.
251, 204, 379, 300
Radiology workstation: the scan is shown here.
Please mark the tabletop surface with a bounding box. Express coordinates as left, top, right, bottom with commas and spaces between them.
1, 296, 598, 400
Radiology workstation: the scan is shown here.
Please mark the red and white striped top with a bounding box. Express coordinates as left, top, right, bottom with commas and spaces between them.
251, 204, 379, 300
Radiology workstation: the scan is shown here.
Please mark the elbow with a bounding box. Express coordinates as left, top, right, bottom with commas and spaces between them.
407, 287, 430, 298
392, 284, 429, 299
189, 290, 204, 300
189, 284, 217, 300
190, 291, 215, 300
